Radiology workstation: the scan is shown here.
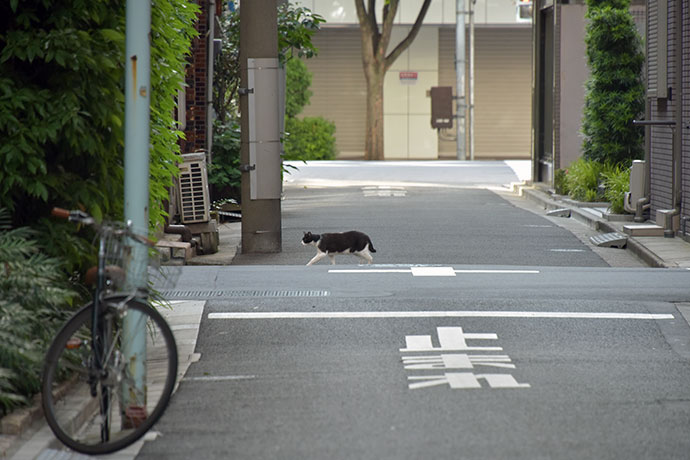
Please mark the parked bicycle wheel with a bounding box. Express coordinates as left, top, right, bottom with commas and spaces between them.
42, 296, 178, 455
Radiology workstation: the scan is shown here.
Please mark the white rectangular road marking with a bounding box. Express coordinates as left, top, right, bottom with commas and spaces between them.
410, 266, 456, 276
208, 311, 674, 320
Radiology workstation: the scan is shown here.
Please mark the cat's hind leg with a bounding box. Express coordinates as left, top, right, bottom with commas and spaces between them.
328, 254, 336, 265
356, 249, 374, 265
307, 251, 328, 266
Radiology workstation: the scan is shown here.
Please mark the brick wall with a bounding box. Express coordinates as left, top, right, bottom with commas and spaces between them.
181, 0, 208, 154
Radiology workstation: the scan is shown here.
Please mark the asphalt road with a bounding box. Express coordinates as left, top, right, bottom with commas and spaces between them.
137, 161, 690, 460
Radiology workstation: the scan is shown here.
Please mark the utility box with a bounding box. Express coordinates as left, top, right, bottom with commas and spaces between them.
430, 86, 453, 129
247, 58, 282, 201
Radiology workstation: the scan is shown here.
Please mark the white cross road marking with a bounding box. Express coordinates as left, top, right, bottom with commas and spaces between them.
207, 311, 674, 320
401, 327, 502, 352
408, 373, 530, 389
402, 354, 516, 370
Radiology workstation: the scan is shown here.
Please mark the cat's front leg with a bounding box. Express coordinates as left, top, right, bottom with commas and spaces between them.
328, 254, 336, 265
307, 251, 327, 266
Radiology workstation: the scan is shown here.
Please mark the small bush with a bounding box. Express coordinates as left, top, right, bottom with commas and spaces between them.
209, 122, 242, 201
565, 158, 606, 202
602, 164, 630, 214
0, 208, 76, 414
554, 169, 569, 195
283, 116, 337, 161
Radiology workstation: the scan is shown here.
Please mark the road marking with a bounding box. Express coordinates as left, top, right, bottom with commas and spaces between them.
362, 186, 407, 197
208, 311, 673, 320
328, 268, 540, 276
183, 375, 256, 382
411, 266, 456, 276
408, 373, 530, 390
550, 249, 585, 252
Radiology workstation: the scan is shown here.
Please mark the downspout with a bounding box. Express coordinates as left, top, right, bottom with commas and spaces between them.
668, 0, 682, 237
634, 98, 651, 222
206, 0, 216, 165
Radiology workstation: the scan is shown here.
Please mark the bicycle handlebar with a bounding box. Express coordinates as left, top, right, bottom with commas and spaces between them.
51, 207, 153, 247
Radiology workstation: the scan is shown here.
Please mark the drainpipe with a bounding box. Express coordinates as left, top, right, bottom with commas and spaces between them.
668, 0, 683, 238
634, 98, 651, 222
455, 0, 466, 160
206, 0, 216, 165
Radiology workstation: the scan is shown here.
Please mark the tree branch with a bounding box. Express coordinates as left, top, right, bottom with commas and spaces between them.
384, 0, 432, 71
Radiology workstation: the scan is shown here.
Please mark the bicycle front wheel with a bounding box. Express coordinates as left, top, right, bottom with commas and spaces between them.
42, 297, 178, 455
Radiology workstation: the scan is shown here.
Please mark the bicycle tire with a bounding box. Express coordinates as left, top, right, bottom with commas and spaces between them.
42, 296, 178, 455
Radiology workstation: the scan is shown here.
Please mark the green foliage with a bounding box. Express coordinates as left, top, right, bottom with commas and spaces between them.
0, 0, 127, 225
286, 58, 312, 118
581, 0, 644, 164
0, 0, 199, 272
208, 121, 242, 198
0, 208, 76, 414
602, 164, 630, 214
212, 3, 325, 125
554, 169, 569, 196
283, 117, 337, 161
565, 158, 607, 202
210, 3, 325, 200
149, 0, 200, 229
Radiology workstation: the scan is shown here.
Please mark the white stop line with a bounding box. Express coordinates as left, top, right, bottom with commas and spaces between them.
208, 311, 673, 320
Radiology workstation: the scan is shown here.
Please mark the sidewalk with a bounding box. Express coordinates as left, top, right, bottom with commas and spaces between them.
514, 183, 690, 269
3, 182, 689, 459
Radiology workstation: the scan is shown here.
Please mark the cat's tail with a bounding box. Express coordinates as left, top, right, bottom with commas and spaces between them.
368, 239, 377, 253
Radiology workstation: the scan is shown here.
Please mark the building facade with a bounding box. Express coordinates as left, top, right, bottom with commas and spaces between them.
644, 0, 689, 238
295, 0, 533, 160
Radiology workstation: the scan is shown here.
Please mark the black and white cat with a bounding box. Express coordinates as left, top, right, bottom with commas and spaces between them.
301, 231, 376, 266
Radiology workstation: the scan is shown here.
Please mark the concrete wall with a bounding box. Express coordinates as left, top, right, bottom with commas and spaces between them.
558, 3, 588, 170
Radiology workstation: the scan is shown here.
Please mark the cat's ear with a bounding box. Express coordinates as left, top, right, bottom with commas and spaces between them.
304, 231, 311, 237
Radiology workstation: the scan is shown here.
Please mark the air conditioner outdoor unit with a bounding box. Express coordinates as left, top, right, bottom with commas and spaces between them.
178, 153, 210, 224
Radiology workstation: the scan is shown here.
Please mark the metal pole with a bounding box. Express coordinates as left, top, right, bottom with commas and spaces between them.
123, 0, 150, 416
468, 0, 476, 161
456, 0, 466, 160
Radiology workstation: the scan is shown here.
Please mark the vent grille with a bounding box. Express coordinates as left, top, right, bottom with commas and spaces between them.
160, 290, 330, 299
179, 153, 210, 223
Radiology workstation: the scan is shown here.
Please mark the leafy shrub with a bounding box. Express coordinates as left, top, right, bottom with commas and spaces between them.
283, 116, 337, 161
209, 122, 242, 201
581, 0, 644, 164
602, 164, 630, 214
0, 208, 76, 414
286, 58, 312, 118
554, 169, 569, 195
565, 158, 606, 202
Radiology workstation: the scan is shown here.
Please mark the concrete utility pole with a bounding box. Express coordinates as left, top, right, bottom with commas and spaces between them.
239, 0, 282, 253
123, 0, 151, 411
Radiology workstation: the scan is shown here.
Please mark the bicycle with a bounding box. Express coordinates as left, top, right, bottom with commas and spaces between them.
41, 208, 178, 455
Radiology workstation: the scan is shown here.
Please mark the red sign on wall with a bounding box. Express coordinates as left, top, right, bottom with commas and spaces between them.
399, 71, 418, 81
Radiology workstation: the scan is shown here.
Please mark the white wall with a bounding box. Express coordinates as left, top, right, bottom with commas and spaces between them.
384, 26, 438, 159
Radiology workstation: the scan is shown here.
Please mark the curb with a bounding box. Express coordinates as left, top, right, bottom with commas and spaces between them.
516, 184, 668, 268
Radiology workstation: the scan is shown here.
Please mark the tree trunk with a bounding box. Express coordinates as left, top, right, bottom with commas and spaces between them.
364, 66, 385, 161
355, 0, 432, 161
